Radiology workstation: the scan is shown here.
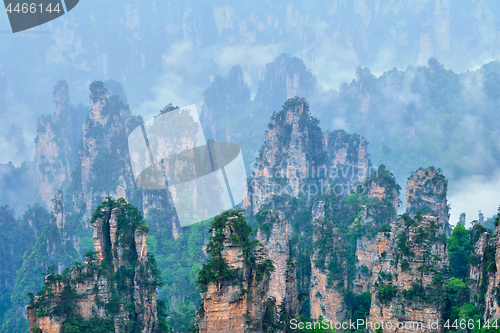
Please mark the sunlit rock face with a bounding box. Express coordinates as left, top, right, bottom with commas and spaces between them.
365, 167, 450, 333
195, 212, 274, 333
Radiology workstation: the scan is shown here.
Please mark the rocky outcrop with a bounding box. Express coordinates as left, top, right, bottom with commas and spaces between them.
365, 167, 450, 333
324, 130, 370, 192
27, 198, 161, 333
256, 210, 299, 319
77, 81, 140, 223
196, 211, 276, 333
35, 80, 84, 209
478, 221, 500, 320
469, 232, 490, 305
353, 165, 401, 293
247, 97, 323, 212
247, 97, 371, 214
367, 216, 448, 332
254, 54, 318, 113
405, 167, 450, 233
246, 97, 383, 326
309, 201, 347, 322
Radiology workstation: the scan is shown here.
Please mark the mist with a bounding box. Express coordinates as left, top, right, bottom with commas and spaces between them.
448, 172, 500, 227
3, 0, 500, 167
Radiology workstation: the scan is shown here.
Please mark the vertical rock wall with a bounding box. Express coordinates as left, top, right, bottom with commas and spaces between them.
35, 81, 80, 209
366, 167, 450, 333
196, 213, 274, 333
27, 198, 159, 333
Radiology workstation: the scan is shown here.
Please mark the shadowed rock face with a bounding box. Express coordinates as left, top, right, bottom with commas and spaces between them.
27, 198, 160, 333
246, 97, 371, 214
35, 80, 79, 209
247, 97, 316, 213
470, 221, 500, 320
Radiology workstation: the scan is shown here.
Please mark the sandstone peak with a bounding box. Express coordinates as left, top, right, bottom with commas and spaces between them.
27, 198, 166, 333
196, 210, 276, 333
405, 166, 449, 226
248, 97, 325, 212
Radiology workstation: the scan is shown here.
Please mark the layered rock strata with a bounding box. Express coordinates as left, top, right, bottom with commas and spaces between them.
309, 201, 347, 322
196, 211, 275, 333
365, 167, 450, 333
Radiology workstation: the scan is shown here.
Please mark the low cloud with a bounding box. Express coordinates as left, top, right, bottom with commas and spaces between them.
448, 172, 500, 227
213, 43, 281, 93
135, 40, 205, 120
0, 87, 38, 165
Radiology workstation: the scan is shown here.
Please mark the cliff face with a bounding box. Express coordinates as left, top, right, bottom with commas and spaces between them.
248, 97, 321, 212
35, 80, 85, 209
247, 97, 369, 213
483, 227, 500, 320
77, 82, 140, 222
469, 231, 490, 306
256, 210, 300, 320
470, 220, 500, 320
365, 167, 449, 333
27, 198, 162, 333
196, 210, 276, 333
353, 165, 401, 294
367, 217, 449, 332
254, 54, 317, 113
324, 130, 371, 192
309, 201, 347, 322
405, 167, 450, 233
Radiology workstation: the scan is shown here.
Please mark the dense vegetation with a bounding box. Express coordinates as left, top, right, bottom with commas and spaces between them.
203, 55, 500, 193
28, 198, 171, 333
440, 216, 496, 332
197, 209, 275, 292
4, 53, 500, 332
252, 163, 400, 330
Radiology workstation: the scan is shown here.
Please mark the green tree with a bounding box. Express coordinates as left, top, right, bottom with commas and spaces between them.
447, 223, 472, 279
